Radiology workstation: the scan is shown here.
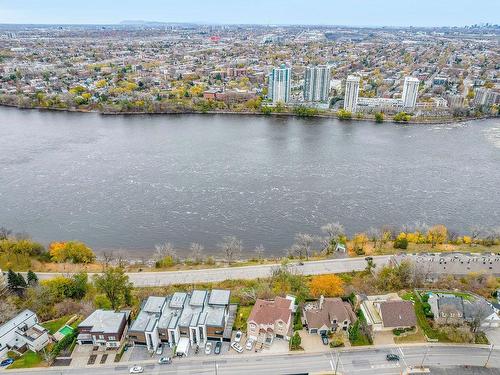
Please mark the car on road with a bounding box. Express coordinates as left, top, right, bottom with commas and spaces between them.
386, 354, 400, 361
234, 330, 243, 343
0, 358, 14, 367
158, 357, 172, 365
205, 342, 213, 355
130, 365, 144, 373
156, 344, 163, 355
245, 338, 255, 350
214, 341, 222, 355
321, 334, 329, 345
231, 342, 244, 353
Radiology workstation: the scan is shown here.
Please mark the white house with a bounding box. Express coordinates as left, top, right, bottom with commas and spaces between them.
0, 310, 49, 359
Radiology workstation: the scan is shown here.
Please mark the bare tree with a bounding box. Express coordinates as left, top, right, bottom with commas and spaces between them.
290, 233, 314, 260
0, 227, 12, 240
367, 227, 381, 247
190, 242, 204, 263
321, 223, 345, 253
219, 236, 242, 264
470, 225, 484, 246
0, 298, 16, 324
254, 244, 265, 260
101, 250, 114, 269
154, 242, 176, 261
468, 301, 492, 333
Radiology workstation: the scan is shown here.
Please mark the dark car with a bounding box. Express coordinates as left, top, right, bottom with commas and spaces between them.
214, 341, 222, 355
321, 334, 329, 345
0, 358, 14, 367
386, 354, 400, 361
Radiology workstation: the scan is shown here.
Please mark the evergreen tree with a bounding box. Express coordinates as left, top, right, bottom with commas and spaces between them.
27, 270, 38, 286
16, 273, 27, 288
7, 269, 18, 291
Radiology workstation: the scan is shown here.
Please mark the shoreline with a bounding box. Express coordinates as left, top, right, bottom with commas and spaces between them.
0, 102, 495, 125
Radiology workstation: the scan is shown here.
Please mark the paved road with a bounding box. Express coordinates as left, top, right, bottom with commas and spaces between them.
31, 256, 392, 287
3, 344, 499, 375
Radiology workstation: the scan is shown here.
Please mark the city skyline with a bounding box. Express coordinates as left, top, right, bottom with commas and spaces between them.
0, 0, 499, 27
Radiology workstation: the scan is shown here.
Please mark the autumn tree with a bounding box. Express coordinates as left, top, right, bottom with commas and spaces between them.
290, 233, 314, 260
49, 241, 95, 263
309, 274, 345, 298
427, 225, 448, 248
352, 233, 369, 255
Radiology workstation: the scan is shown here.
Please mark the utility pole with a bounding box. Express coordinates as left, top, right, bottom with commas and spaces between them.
420, 345, 429, 368
485, 344, 494, 368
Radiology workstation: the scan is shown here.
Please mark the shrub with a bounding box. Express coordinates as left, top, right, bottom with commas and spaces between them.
393, 237, 408, 249
336, 109, 352, 120
393, 112, 412, 122
375, 112, 384, 123
290, 331, 302, 350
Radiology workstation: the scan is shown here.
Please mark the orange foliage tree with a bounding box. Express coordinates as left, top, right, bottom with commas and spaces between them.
309, 274, 345, 298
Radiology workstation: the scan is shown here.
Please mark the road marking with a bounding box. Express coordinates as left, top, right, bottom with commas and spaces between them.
330, 359, 334, 371
371, 363, 400, 369
398, 347, 408, 368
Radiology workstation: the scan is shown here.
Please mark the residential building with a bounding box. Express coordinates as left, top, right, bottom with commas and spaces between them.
0, 310, 49, 359
128, 290, 234, 352
77, 309, 129, 348
268, 64, 291, 103
343, 75, 360, 113
303, 65, 330, 102
303, 296, 356, 335
360, 293, 417, 331
402, 76, 420, 110
474, 87, 499, 107
247, 296, 295, 345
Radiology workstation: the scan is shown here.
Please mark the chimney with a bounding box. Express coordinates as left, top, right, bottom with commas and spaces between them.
319, 295, 324, 310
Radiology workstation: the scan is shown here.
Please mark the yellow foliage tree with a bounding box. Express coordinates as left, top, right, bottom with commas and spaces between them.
427, 225, 448, 248
49, 241, 95, 263
309, 274, 344, 298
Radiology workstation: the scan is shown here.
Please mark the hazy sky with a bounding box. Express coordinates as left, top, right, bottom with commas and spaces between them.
0, 0, 498, 27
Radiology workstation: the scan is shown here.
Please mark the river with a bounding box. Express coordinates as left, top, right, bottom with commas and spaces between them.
0, 107, 499, 256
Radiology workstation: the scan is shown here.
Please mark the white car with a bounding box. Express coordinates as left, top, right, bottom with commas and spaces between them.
245, 338, 254, 350
205, 342, 213, 355
129, 366, 144, 374
234, 330, 243, 343
231, 342, 243, 353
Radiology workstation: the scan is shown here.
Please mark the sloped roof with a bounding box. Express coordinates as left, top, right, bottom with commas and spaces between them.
248, 297, 292, 325
380, 300, 417, 328
304, 298, 356, 329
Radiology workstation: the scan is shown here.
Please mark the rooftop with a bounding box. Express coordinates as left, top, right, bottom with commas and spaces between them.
79, 309, 126, 334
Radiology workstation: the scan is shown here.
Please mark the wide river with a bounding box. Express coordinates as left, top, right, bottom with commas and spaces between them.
0, 107, 499, 256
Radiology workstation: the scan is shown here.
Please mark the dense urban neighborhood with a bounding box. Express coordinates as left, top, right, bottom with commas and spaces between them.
0, 23, 498, 122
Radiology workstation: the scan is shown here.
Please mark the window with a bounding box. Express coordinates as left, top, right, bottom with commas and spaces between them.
99, 335, 104, 340
108, 336, 116, 341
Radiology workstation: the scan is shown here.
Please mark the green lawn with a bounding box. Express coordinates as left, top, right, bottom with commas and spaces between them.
349, 310, 372, 346
41, 315, 70, 334
234, 305, 252, 332
410, 292, 449, 342
7, 351, 44, 369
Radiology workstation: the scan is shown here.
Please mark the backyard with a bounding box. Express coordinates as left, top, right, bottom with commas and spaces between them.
234, 305, 252, 332
7, 351, 44, 369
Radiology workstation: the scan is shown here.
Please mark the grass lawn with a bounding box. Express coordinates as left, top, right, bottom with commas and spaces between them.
7, 351, 44, 369
349, 310, 372, 346
394, 327, 427, 344
41, 315, 70, 334
410, 292, 449, 342
234, 305, 252, 332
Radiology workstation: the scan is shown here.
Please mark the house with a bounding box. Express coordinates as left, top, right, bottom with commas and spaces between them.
77, 310, 129, 348
361, 293, 417, 331
0, 310, 49, 359
128, 289, 234, 352
303, 296, 356, 335
247, 296, 295, 345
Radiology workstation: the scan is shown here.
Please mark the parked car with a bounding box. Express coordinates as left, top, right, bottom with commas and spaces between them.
205, 342, 213, 355
214, 341, 222, 355
234, 330, 243, 343
231, 342, 244, 353
245, 338, 255, 350
158, 357, 172, 365
321, 334, 329, 345
0, 358, 14, 367
156, 344, 163, 355
129, 365, 144, 374
386, 354, 400, 361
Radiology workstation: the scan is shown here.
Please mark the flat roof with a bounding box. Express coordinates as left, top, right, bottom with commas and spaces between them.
78, 310, 125, 334
208, 289, 230, 306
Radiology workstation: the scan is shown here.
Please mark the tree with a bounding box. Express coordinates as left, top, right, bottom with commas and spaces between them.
427, 225, 448, 248
254, 245, 265, 260
26, 270, 38, 286
94, 267, 132, 310
154, 242, 176, 261
375, 112, 384, 123
0, 227, 12, 240
468, 301, 491, 333
0, 297, 16, 324
336, 109, 352, 120
321, 223, 345, 253
49, 241, 95, 263
393, 112, 411, 122
189, 242, 204, 264
309, 274, 345, 298
290, 233, 314, 260
219, 236, 242, 264
352, 233, 369, 255
290, 331, 302, 350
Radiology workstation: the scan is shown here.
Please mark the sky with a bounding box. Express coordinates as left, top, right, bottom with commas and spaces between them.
0, 0, 498, 27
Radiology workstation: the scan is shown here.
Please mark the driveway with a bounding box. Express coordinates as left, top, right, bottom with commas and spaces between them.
299, 330, 330, 352
373, 330, 395, 345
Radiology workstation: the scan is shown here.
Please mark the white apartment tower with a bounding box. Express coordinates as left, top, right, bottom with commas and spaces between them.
344, 75, 360, 113
402, 77, 419, 110
304, 65, 331, 102
268, 64, 291, 103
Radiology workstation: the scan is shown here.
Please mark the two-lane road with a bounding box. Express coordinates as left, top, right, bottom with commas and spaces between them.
32, 256, 391, 286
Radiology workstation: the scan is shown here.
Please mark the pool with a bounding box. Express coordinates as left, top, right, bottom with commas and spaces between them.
58, 325, 74, 336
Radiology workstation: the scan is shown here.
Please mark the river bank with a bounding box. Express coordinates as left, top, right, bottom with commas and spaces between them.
0, 102, 494, 125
